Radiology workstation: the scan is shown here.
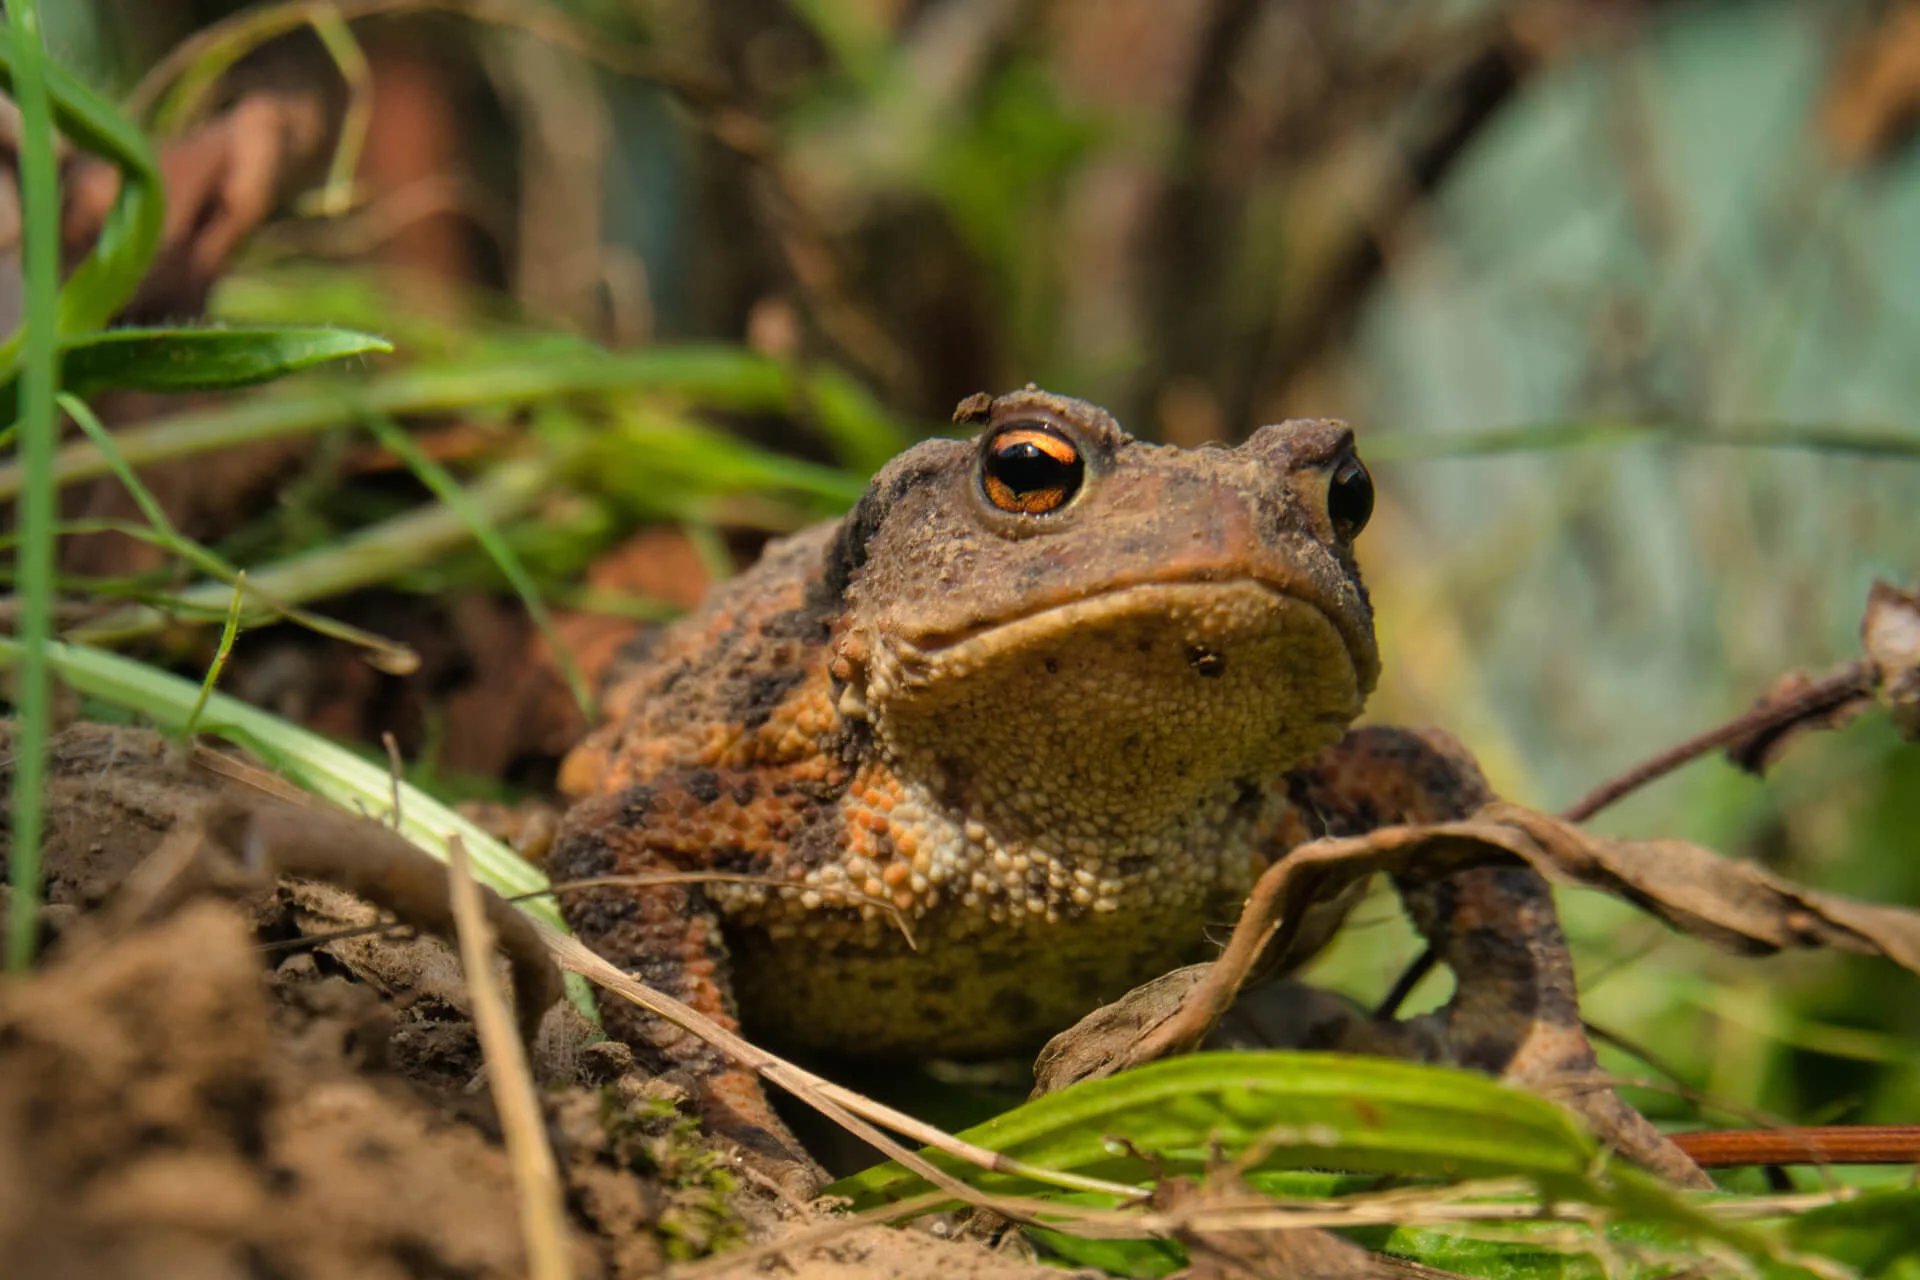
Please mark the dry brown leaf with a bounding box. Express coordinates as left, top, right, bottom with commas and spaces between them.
1489, 803, 1920, 969
1086, 804, 1920, 1084
1864, 579, 1920, 739
1721, 668, 1875, 776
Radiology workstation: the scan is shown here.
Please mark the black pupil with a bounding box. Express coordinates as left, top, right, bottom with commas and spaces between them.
990, 435, 1081, 496
1329, 456, 1373, 536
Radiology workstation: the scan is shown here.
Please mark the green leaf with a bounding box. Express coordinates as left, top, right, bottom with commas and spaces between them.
3, 0, 62, 974
1350, 1221, 1634, 1280
1024, 1225, 1185, 1278
831, 1051, 1610, 1208
0, 344, 896, 504
0, 634, 600, 1026
1778, 1188, 1920, 1279
830, 1051, 1778, 1274
0, 635, 556, 921
0, 27, 165, 358
0, 326, 392, 419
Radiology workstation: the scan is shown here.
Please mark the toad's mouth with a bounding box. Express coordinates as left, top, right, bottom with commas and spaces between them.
902, 574, 1378, 695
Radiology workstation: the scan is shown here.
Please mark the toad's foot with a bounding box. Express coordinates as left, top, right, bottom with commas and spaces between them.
1393, 864, 1708, 1187
1288, 728, 1706, 1186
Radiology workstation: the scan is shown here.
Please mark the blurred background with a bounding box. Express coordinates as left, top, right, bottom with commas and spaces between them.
33, 0, 1920, 1173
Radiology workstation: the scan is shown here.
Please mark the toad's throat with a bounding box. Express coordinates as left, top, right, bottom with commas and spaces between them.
865, 580, 1367, 839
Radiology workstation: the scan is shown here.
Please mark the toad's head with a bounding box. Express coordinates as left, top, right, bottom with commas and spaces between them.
826, 388, 1379, 839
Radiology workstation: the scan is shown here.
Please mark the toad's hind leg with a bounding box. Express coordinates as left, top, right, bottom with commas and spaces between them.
547, 782, 820, 1188
1291, 727, 1707, 1186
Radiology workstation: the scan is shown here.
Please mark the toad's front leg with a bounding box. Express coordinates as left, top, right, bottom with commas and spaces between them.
548, 779, 822, 1190
1289, 727, 1707, 1186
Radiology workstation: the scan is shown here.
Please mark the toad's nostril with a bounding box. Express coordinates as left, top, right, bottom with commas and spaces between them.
1186, 645, 1226, 677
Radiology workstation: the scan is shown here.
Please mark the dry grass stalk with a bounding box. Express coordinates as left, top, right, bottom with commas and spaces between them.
541, 928, 1146, 1209
447, 834, 574, 1280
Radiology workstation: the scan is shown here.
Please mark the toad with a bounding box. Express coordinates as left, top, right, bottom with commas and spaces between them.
549, 388, 1690, 1182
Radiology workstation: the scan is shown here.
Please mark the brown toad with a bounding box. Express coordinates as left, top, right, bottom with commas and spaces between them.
550, 388, 1686, 1180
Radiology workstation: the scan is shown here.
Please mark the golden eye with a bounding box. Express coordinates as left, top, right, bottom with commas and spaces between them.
981, 424, 1084, 515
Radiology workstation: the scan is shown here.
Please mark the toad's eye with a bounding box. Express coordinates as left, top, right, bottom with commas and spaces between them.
982, 424, 1084, 515
1328, 454, 1373, 539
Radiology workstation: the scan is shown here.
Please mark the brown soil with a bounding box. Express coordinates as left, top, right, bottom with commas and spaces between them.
0, 722, 1070, 1280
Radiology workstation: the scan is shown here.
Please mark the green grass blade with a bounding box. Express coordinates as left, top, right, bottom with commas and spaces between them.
595, 401, 867, 509
360, 412, 592, 715
0, 346, 886, 502
68, 454, 554, 649
831, 1051, 1609, 1207
0, 327, 391, 419
184, 573, 247, 738
0, 28, 165, 355
830, 1052, 1778, 1260
55, 393, 416, 668
1776, 1187, 1920, 1277
800, 364, 912, 472
4, 0, 62, 973
0, 633, 595, 1020
57, 393, 190, 535
1367, 417, 1920, 462
0, 635, 559, 925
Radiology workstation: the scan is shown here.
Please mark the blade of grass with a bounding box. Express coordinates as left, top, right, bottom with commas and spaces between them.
128, 0, 687, 129
0, 635, 599, 1025
829, 1052, 1612, 1208
1367, 418, 1920, 463
56, 392, 418, 670
360, 412, 591, 715
0, 635, 562, 926
0, 346, 883, 502
306, 7, 373, 218
184, 574, 247, 738
799, 363, 912, 472
823, 1050, 1777, 1266
69, 453, 555, 649
0, 28, 165, 357
4, 0, 61, 973
0, 327, 392, 419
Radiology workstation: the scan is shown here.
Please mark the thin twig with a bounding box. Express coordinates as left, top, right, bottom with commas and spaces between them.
541, 928, 1148, 1205
447, 835, 573, 1280
1670, 1125, 1920, 1168
1580, 1020, 1695, 1101
1560, 663, 1872, 823
255, 917, 415, 954
380, 731, 405, 831
1372, 945, 1436, 1019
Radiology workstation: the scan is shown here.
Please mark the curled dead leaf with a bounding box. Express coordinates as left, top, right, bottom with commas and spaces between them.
1715, 578, 1918, 775
1864, 579, 1920, 739
1721, 667, 1874, 776
1488, 803, 1920, 968
1076, 803, 1920, 1085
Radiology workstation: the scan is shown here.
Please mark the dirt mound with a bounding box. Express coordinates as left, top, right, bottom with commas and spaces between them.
0, 900, 552, 1278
